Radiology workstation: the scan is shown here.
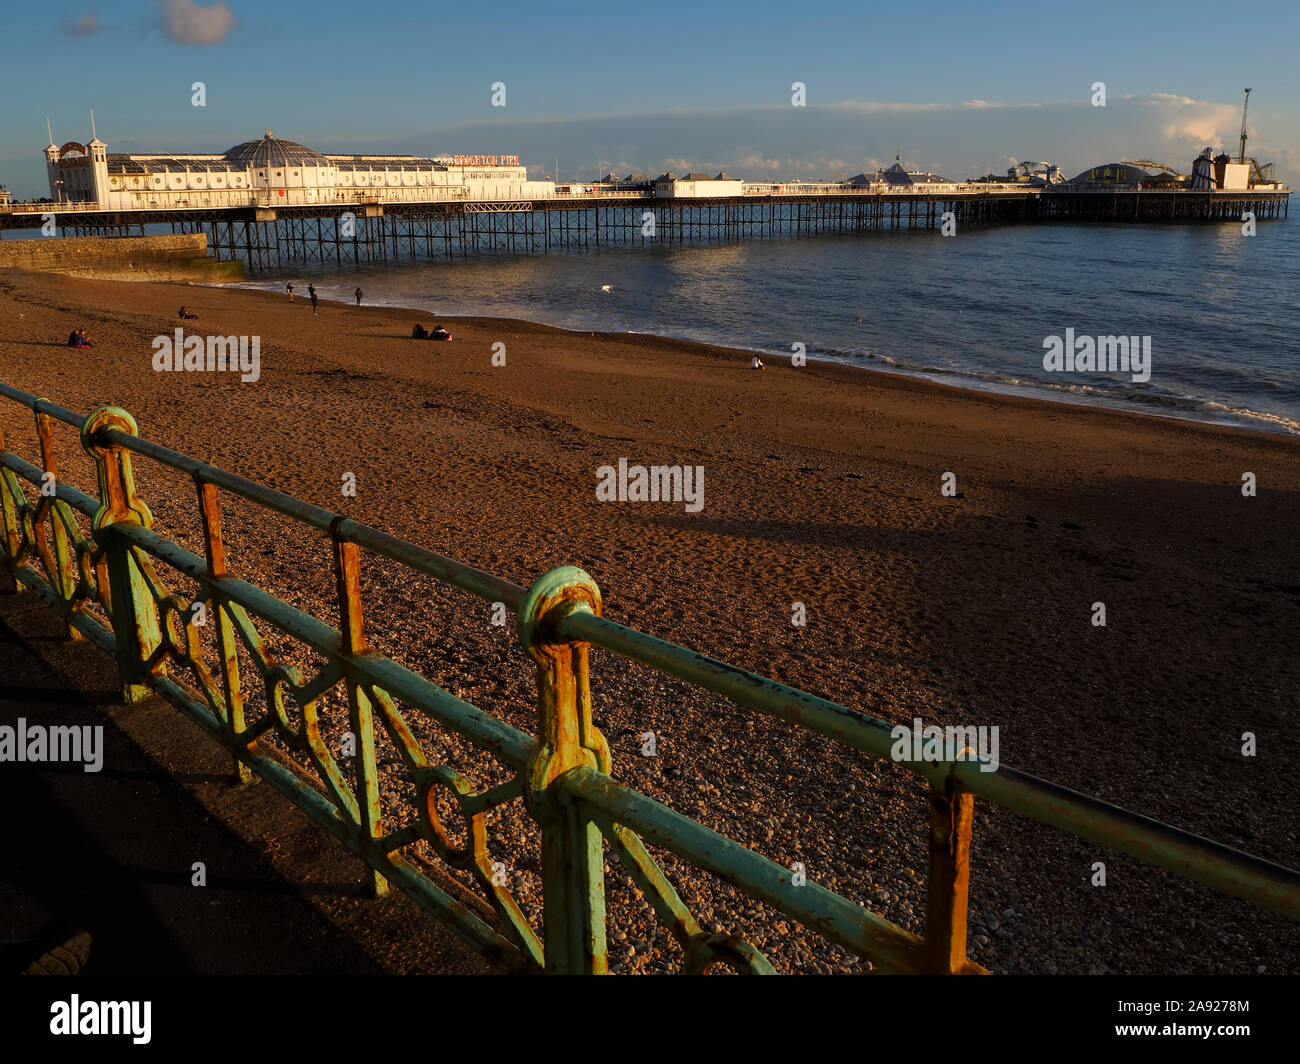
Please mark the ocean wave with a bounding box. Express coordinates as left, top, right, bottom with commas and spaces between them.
214, 279, 1300, 437
795, 348, 1300, 435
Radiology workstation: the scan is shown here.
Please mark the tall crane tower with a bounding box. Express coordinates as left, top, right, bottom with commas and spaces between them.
1238, 88, 1251, 164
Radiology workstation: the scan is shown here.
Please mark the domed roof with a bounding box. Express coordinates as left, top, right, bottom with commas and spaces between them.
224, 130, 328, 169
1069, 162, 1153, 186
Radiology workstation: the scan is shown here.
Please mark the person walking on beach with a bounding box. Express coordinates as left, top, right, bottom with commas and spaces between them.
286, 282, 295, 301
355, 287, 363, 306
309, 284, 318, 315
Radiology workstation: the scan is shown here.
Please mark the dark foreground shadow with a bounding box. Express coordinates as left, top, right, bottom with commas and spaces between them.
0, 586, 387, 975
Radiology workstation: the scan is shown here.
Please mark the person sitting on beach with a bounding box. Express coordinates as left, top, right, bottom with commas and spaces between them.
751, 355, 765, 370
178, 306, 198, 320
72, 329, 92, 348
66, 329, 79, 347
430, 325, 452, 341
411, 323, 429, 340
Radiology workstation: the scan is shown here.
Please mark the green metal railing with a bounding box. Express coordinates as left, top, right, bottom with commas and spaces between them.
2, 380, 1298, 974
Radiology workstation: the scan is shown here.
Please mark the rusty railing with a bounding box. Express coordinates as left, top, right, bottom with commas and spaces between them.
1, 380, 1297, 973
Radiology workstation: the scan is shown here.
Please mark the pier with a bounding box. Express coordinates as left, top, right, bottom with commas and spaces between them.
4, 127, 1287, 270
0, 185, 1287, 272
1038, 186, 1290, 223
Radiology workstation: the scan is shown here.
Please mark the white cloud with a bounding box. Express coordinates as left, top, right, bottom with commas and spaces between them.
161, 0, 237, 46
408, 89, 1295, 187
732, 151, 783, 172
1143, 95, 1239, 149
828, 100, 952, 114
61, 12, 103, 37
827, 98, 1031, 114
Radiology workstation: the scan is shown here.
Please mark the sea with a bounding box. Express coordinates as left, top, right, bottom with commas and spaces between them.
230, 221, 1300, 436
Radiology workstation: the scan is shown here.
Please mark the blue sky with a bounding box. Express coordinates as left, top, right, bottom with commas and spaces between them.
2, 0, 1298, 196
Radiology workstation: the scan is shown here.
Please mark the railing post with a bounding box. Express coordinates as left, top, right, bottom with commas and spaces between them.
0, 419, 24, 587
81, 407, 162, 704
925, 774, 975, 974
33, 403, 79, 636
332, 531, 387, 897
195, 475, 250, 783
518, 565, 611, 974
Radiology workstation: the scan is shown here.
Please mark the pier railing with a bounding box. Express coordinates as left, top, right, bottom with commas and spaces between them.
2, 380, 1297, 973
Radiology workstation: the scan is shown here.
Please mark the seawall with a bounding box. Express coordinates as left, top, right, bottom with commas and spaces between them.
0, 234, 244, 282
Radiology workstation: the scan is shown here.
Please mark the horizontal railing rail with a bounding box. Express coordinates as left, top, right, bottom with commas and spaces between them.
1, 379, 1297, 975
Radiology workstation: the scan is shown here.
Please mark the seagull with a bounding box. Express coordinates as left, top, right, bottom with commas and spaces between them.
600, 284, 613, 293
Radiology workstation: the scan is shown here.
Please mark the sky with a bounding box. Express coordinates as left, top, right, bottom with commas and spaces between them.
2, 0, 1298, 197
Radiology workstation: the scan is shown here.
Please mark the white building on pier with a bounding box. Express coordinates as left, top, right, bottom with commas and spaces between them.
45, 129, 555, 209
653, 171, 745, 198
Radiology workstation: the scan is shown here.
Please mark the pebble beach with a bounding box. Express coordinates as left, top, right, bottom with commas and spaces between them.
2, 268, 1297, 974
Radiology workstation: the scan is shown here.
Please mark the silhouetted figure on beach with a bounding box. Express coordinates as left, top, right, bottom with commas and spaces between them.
411, 323, 429, 340
309, 284, 318, 315
69, 329, 92, 348
178, 306, 198, 320
66, 330, 79, 347
286, 282, 295, 301
430, 325, 452, 341
355, 288, 363, 306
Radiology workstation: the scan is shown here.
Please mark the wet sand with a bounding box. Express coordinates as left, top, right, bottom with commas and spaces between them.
1, 268, 1297, 974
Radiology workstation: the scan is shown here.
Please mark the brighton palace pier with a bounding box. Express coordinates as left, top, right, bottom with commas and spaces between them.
1, 128, 1289, 271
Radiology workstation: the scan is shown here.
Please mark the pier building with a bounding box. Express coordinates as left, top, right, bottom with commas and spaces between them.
653, 171, 745, 198
44, 129, 555, 210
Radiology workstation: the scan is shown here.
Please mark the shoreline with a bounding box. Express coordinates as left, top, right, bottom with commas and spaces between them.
219, 273, 1300, 440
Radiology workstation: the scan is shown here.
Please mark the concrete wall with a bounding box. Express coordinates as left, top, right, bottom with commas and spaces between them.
0, 234, 245, 282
